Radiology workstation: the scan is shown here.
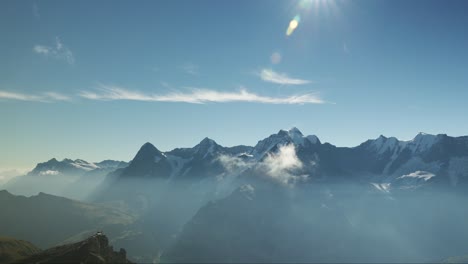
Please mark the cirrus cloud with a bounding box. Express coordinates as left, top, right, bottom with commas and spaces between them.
79, 85, 324, 104
33, 37, 75, 65
259, 69, 311, 85
0, 90, 71, 102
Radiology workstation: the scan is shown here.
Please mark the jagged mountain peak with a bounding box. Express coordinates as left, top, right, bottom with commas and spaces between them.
193, 137, 220, 157
407, 132, 441, 153
377, 134, 387, 140
366, 135, 401, 155
118, 142, 171, 179
140, 142, 159, 151
134, 142, 163, 160
306, 135, 321, 144
413, 132, 436, 140
279, 127, 303, 137
197, 137, 218, 147
251, 127, 322, 159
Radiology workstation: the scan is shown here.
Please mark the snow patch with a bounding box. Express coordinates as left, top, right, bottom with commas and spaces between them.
166, 155, 191, 180
69, 160, 98, 171
306, 135, 319, 144
252, 128, 320, 159
398, 171, 435, 181
389, 157, 441, 181
39, 170, 60, 176
287, 127, 305, 145
406, 133, 439, 153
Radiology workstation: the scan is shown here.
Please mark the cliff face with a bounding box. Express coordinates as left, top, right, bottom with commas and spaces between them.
18, 234, 131, 264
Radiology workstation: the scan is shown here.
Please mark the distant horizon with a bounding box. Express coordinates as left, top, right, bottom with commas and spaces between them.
1, 127, 466, 175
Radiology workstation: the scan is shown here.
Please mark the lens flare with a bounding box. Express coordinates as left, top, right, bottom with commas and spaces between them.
270, 52, 282, 64
286, 15, 301, 36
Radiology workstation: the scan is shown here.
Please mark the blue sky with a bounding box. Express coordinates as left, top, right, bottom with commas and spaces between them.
1, 0, 468, 170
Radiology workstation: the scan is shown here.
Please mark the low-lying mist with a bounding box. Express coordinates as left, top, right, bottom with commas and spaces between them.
2, 140, 468, 263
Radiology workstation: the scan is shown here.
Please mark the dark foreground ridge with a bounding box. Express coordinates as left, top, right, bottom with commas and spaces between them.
16, 233, 131, 264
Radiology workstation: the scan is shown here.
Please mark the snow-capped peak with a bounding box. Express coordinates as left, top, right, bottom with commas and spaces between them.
288, 127, 303, 136
194, 137, 219, 157
252, 128, 320, 159
285, 127, 305, 145
407, 132, 439, 153
68, 159, 99, 171
369, 135, 400, 154
306, 135, 320, 144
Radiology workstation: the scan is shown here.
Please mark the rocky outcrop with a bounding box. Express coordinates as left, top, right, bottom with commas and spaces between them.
18, 233, 131, 263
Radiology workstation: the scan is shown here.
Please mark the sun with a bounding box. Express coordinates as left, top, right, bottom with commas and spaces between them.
286, 0, 339, 36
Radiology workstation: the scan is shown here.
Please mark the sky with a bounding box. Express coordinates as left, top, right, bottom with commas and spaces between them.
1, 0, 468, 171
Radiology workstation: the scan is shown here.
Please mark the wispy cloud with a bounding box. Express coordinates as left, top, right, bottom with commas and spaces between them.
33, 37, 75, 64
343, 42, 349, 54
32, 2, 40, 19
0, 91, 71, 102
181, 63, 199, 75
259, 69, 311, 85
43, 92, 72, 101
79, 85, 324, 104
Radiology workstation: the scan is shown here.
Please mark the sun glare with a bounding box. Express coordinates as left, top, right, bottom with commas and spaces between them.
286, 0, 339, 37
286, 15, 301, 36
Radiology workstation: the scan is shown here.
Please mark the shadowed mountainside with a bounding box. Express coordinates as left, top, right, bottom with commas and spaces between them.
0, 190, 135, 249
0, 237, 41, 263
17, 234, 131, 264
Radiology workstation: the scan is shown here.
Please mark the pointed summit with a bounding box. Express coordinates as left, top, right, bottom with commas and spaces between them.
194, 137, 220, 157
408, 132, 439, 153
252, 128, 321, 159
286, 127, 305, 145
198, 137, 217, 146
378, 135, 387, 140
119, 142, 171, 179
141, 142, 159, 151
288, 127, 303, 136
133, 142, 162, 161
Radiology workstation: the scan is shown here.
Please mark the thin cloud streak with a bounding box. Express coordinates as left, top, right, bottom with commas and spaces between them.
0, 91, 71, 102
32, 2, 40, 19
260, 69, 311, 85
33, 37, 75, 64
79, 85, 324, 104
181, 63, 199, 75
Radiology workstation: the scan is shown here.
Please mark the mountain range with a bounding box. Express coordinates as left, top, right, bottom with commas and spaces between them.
97, 127, 468, 193
3, 159, 128, 200
2, 127, 468, 262
5, 127, 468, 195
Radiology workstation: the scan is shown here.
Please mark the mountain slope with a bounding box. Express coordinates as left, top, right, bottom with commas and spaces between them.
3, 159, 127, 200
0, 237, 40, 263
0, 190, 135, 249
162, 183, 354, 263
18, 233, 131, 264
